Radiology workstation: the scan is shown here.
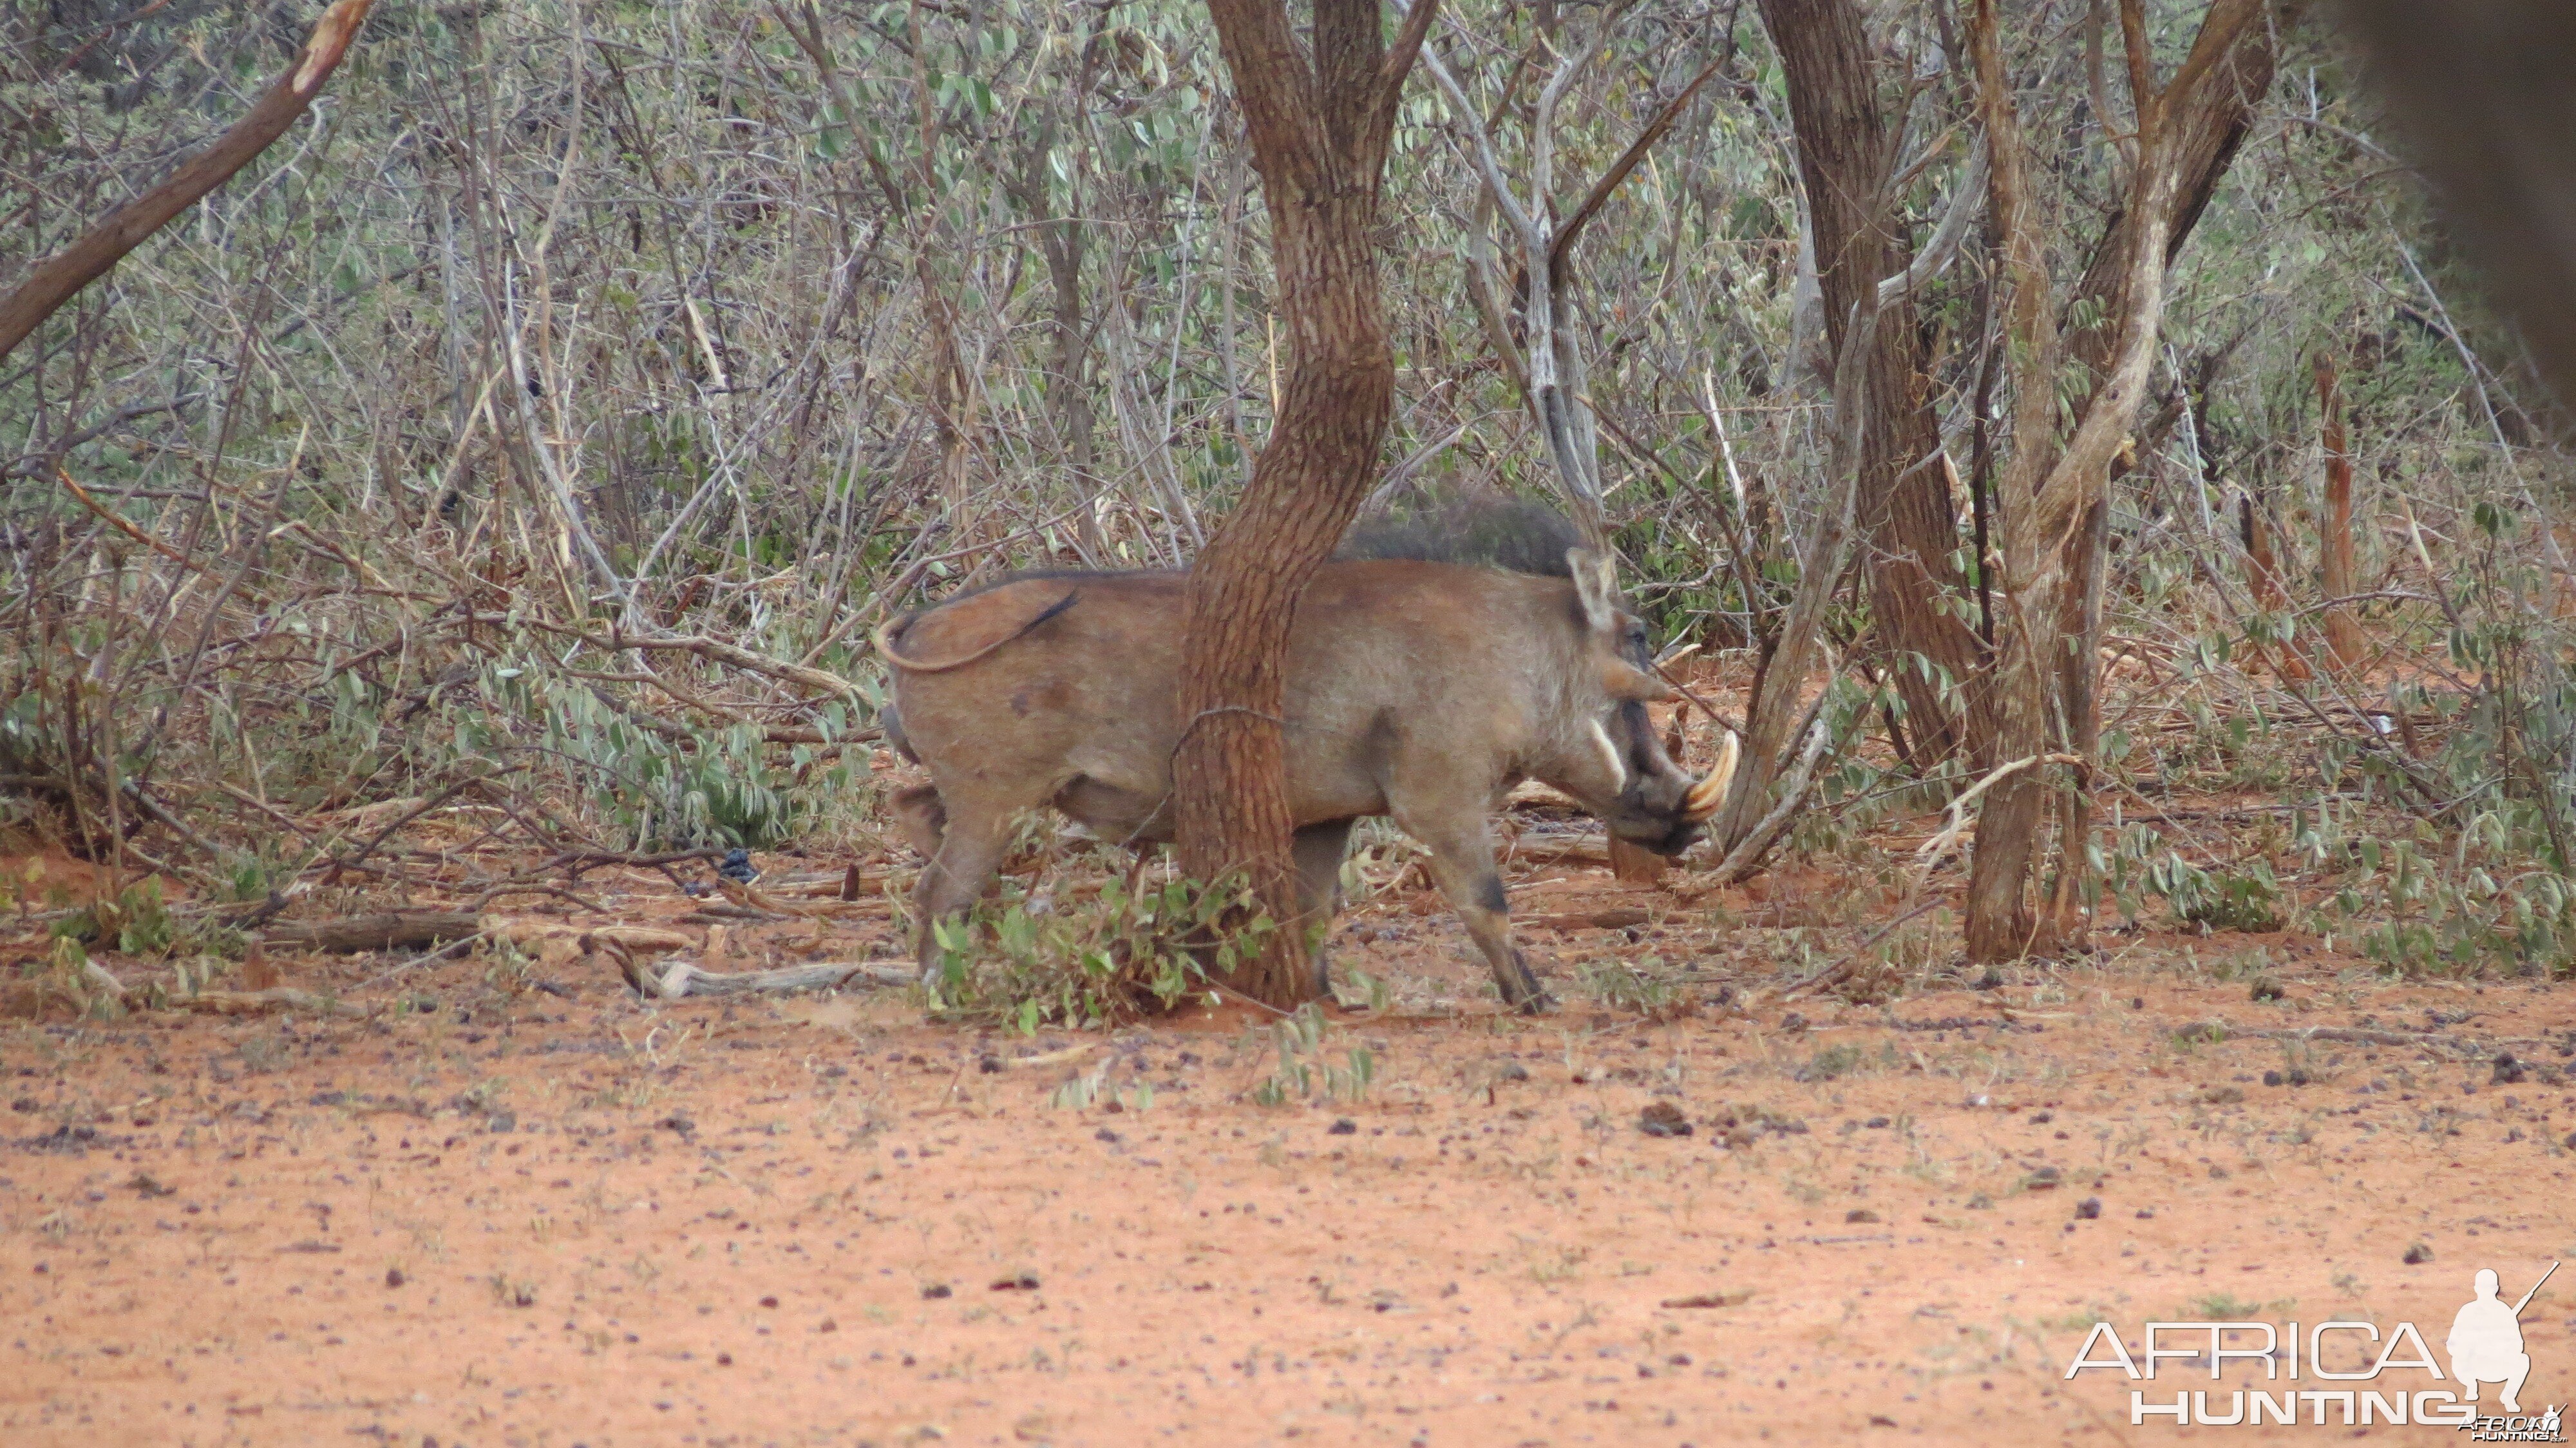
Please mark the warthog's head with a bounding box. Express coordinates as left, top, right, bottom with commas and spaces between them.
1553, 549, 1738, 857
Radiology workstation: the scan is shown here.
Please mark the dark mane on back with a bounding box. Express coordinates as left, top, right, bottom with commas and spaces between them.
903, 498, 1578, 626
1335, 497, 1582, 578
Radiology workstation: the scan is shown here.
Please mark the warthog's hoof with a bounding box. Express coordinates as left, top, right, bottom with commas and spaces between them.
1508, 989, 1559, 1016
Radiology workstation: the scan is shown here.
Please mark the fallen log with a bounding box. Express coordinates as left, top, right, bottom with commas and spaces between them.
263, 910, 480, 952
761, 867, 894, 899
171, 987, 367, 1019
714, 878, 887, 918
981, 1043, 1102, 1071
2165, 1018, 2562, 1060
1525, 907, 1653, 931
622, 956, 914, 1001
480, 918, 697, 954
71, 956, 366, 1019
1506, 832, 1613, 867
677, 906, 794, 925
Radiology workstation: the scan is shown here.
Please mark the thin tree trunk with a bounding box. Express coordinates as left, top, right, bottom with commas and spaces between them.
1713, 258, 1880, 855
2043, 495, 2111, 944
907, 3, 972, 525
2315, 351, 2366, 675
2242, 488, 2312, 682
1047, 220, 1101, 557
1007, 116, 1101, 559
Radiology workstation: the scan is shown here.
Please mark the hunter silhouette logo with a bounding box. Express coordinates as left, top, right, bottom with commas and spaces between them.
2452, 1262, 2553, 1414
2063, 1260, 2561, 1434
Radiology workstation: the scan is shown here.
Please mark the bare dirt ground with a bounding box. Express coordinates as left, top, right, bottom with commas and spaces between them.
5, 832, 2575, 1448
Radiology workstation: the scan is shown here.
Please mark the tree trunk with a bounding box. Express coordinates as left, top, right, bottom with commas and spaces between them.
1757, 0, 1988, 770
1007, 115, 1101, 559
1172, 213, 1392, 1002
2043, 496, 2112, 944
2018, 8, 2282, 935
1045, 216, 1100, 557
1180, 0, 1432, 1007
907, 5, 974, 528
1958, 0, 2261, 963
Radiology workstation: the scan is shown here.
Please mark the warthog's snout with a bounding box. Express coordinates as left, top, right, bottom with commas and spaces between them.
1583, 692, 1739, 860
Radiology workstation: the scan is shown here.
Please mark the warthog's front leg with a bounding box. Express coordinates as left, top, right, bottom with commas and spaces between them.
1395, 808, 1551, 1012
1291, 819, 1356, 998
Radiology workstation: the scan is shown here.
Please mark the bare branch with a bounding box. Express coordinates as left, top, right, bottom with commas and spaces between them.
1876, 133, 1988, 308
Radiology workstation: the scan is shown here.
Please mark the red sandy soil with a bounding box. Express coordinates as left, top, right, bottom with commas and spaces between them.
5, 844, 2574, 1447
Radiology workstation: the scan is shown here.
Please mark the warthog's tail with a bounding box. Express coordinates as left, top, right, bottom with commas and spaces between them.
873, 589, 1081, 672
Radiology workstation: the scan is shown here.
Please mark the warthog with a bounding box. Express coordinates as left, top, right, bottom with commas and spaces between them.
873, 511, 1734, 1009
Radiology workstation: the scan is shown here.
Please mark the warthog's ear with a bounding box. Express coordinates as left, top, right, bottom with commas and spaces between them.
1567, 548, 1619, 634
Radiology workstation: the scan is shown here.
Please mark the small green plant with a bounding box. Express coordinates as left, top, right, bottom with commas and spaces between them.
927, 864, 1274, 1030
1251, 1004, 1376, 1105
486, 666, 822, 849
1331, 967, 1392, 1013
1048, 1065, 1153, 1112
2342, 830, 2576, 978
29, 935, 124, 1018
2175, 862, 2284, 933
1575, 955, 1680, 1019
1795, 1042, 1868, 1082
52, 880, 176, 957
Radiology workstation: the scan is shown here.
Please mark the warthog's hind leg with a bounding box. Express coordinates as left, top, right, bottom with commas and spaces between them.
911, 802, 1012, 989
1394, 807, 1551, 1012
889, 783, 947, 859
1291, 819, 1356, 998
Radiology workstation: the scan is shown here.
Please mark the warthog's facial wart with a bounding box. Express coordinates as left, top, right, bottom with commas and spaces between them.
1587, 718, 1627, 790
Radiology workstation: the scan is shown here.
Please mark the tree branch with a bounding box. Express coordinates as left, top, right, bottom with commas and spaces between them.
0, 0, 376, 363
1376, 0, 1441, 130
1551, 47, 1732, 274
1875, 133, 1988, 307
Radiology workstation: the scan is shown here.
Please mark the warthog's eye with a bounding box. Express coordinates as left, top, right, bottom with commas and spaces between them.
1624, 625, 1648, 650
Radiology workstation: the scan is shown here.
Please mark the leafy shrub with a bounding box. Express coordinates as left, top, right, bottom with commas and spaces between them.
52, 881, 176, 957
475, 664, 827, 850
925, 870, 1274, 1031
2103, 826, 2282, 932
2172, 862, 2285, 933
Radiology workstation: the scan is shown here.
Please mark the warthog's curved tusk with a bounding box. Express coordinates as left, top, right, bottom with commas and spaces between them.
1681, 730, 1739, 822
873, 589, 1081, 672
